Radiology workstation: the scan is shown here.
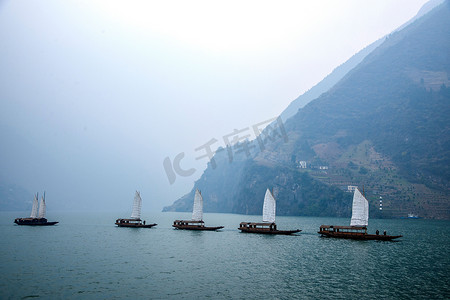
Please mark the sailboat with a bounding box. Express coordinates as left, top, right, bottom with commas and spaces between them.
318, 188, 402, 240
115, 191, 157, 228
238, 188, 301, 235
172, 189, 224, 231
14, 192, 58, 226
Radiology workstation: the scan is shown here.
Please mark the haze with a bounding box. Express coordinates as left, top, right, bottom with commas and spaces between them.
0, 0, 428, 212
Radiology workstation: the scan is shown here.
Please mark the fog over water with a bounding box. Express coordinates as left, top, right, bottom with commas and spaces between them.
0, 0, 429, 212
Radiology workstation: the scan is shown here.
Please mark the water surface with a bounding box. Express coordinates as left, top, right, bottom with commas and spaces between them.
1, 212, 449, 299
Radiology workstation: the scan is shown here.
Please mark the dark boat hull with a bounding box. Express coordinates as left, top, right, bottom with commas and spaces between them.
14, 218, 58, 226
318, 231, 402, 241
115, 218, 156, 228
172, 225, 224, 231
116, 223, 157, 228
239, 228, 301, 235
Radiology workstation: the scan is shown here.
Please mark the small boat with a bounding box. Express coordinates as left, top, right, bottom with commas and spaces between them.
407, 213, 419, 219
238, 188, 301, 235
318, 188, 402, 241
14, 192, 58, 226
173, 189, 224, 231
115, 191, 157, 228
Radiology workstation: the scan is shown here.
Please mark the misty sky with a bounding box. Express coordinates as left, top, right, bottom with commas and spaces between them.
0, 0, 429, 212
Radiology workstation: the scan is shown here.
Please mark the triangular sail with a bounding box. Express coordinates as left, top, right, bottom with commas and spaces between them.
262, 188, 276, 223
191, 189, 203, 221
350, 188, 369, 226
130, 191, 142, 219
30, 193, 39, 218
38, 195, 46, 218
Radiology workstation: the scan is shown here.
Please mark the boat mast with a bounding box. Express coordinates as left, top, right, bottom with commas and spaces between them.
30, 193, 39, 218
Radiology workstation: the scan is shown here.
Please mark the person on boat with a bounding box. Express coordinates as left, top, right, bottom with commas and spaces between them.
376, 230, 379, 235
143, 220, 146, 225
383, 230, 386, 235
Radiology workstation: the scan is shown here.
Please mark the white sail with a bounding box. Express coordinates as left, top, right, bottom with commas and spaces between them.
30, 194, 39, 218
350, 188, 369, 226
262, 188, 276, 223
38, 195, 46, 218
130, 191, 142, 219
191, 189, 203, 221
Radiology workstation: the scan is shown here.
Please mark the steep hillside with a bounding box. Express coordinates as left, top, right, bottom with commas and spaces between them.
164, 1, 450, 219
278, 0, 444, 122
279, 39, 383, 122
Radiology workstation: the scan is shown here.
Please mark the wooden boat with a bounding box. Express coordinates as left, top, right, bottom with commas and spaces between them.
318, 188, 402, 241
318, 225, 402, 241
115, 218, 157, 228
115, 191, 156, 228
239, 222, 300, 235
173, 220, 224, 231
407, 213, 419, 219
172, 189, 224, 231
14, 193, 58, 226
14, 217, 58, 226
238, 188, 301, 235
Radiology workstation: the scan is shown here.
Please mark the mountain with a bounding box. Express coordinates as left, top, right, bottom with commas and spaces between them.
278, 0, 445, 123
164, 1, 450, 219
279, 40, 383, 122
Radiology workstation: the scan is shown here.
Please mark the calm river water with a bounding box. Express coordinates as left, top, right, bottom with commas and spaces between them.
0, 211, 449, 299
